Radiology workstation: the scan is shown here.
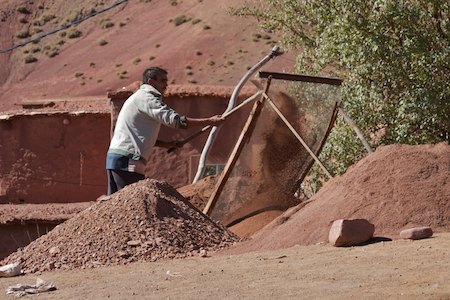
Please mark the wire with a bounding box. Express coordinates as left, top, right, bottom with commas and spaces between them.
0, 0, 128, 54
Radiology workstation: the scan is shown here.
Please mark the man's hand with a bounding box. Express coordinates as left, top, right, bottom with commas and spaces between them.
207, 115, 225, 127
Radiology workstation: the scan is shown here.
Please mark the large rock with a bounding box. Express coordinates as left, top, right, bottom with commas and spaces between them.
400, 226, 433, 240
329, 219, 375, 247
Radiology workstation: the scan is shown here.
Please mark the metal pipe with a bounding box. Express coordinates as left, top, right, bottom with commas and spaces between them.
193, 46, 283, 182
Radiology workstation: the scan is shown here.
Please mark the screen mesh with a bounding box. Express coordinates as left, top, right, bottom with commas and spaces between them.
210, 77, 341, 226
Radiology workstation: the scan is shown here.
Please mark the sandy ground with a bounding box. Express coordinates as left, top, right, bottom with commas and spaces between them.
1, 233, 449, 299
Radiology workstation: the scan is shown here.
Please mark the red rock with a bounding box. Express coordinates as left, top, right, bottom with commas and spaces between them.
400, 227, 433, 240
126, 240, 141, 247
329, 219, 375, 247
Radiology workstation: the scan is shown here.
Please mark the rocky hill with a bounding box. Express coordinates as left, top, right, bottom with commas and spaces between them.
0, 0, 294, 113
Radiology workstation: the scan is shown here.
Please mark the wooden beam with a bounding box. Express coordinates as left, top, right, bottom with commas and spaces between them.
203, 78, 272, 216
259, 71, 343, 86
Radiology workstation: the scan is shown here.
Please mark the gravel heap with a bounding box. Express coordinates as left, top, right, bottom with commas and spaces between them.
1, 179, 238, 273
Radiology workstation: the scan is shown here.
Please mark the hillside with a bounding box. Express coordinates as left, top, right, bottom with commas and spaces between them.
0, 0, 294, 113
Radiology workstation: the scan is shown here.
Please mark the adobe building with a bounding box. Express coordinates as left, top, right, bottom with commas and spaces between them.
0, 84, 255, 259
0, 84, 256, 205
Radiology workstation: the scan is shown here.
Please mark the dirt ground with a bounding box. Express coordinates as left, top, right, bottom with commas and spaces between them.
1, 233, 449, 299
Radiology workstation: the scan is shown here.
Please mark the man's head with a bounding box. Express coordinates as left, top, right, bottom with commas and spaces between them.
143, 67, 168, 94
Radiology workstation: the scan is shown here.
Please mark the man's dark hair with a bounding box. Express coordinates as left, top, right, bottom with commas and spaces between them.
143, 67, 167, 83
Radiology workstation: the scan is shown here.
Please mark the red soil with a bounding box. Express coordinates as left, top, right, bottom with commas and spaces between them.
225, 143, 450, 254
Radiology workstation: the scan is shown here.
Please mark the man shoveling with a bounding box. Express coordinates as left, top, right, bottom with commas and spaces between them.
106, 66, 224, 194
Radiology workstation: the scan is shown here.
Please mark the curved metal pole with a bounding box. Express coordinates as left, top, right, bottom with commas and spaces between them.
193, 46, 284, 183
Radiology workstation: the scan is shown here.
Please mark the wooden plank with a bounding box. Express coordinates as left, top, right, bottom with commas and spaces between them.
259, 71, 343, 86
203, 78, 272, 216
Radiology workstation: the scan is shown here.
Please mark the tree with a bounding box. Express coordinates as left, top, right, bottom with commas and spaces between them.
232, 0, 450, 176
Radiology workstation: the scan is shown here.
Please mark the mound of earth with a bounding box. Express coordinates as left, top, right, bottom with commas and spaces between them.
226, 143, 450, 254
1, 179, 238, 273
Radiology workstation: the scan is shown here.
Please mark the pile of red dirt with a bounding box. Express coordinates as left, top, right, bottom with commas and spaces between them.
0, 179, 238, 273
225, 143, 450, 254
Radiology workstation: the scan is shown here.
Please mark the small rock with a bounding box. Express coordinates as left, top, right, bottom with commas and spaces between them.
118, 251, 129, 258
400, 226, 433, 240
0, 262, 21, 277
46, 262, 55, 270
49, 246, 60, 255
199, 249, 208, 257
96, 194, 111, 202
127, 240, 141, 247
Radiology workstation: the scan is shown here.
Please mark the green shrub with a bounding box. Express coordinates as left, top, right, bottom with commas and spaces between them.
33, 27, 43, 34
133, 58, 141, 65
235, 0, 450, 179
46, 47, 59, 57
16, 29, 30, 39
17, 6, 31, 14
100, 18, 114, 29
67, 28, 82, 38
98, 39, 108, 46
202, 24, 211, 30
24, 55, 37, 63
118, 70, 128, 79
65, 10, 82, 23
29, 45, 41, 53
173, 15, 190, 26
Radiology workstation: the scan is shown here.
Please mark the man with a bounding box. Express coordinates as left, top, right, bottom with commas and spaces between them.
106, 66, 224, 194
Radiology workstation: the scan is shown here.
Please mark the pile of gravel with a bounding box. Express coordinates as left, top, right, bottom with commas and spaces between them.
1, 179, 238, 273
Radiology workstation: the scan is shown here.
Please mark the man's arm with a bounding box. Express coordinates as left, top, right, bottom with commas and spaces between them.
184, 115, 225, 128
156, 115, 225, 149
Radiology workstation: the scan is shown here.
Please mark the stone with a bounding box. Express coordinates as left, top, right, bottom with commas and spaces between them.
400, 226, 433, 240
329, 219, 375, 247
49, 247, 60, 255
127, 240, 141, 247
199, 249, 208, 257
